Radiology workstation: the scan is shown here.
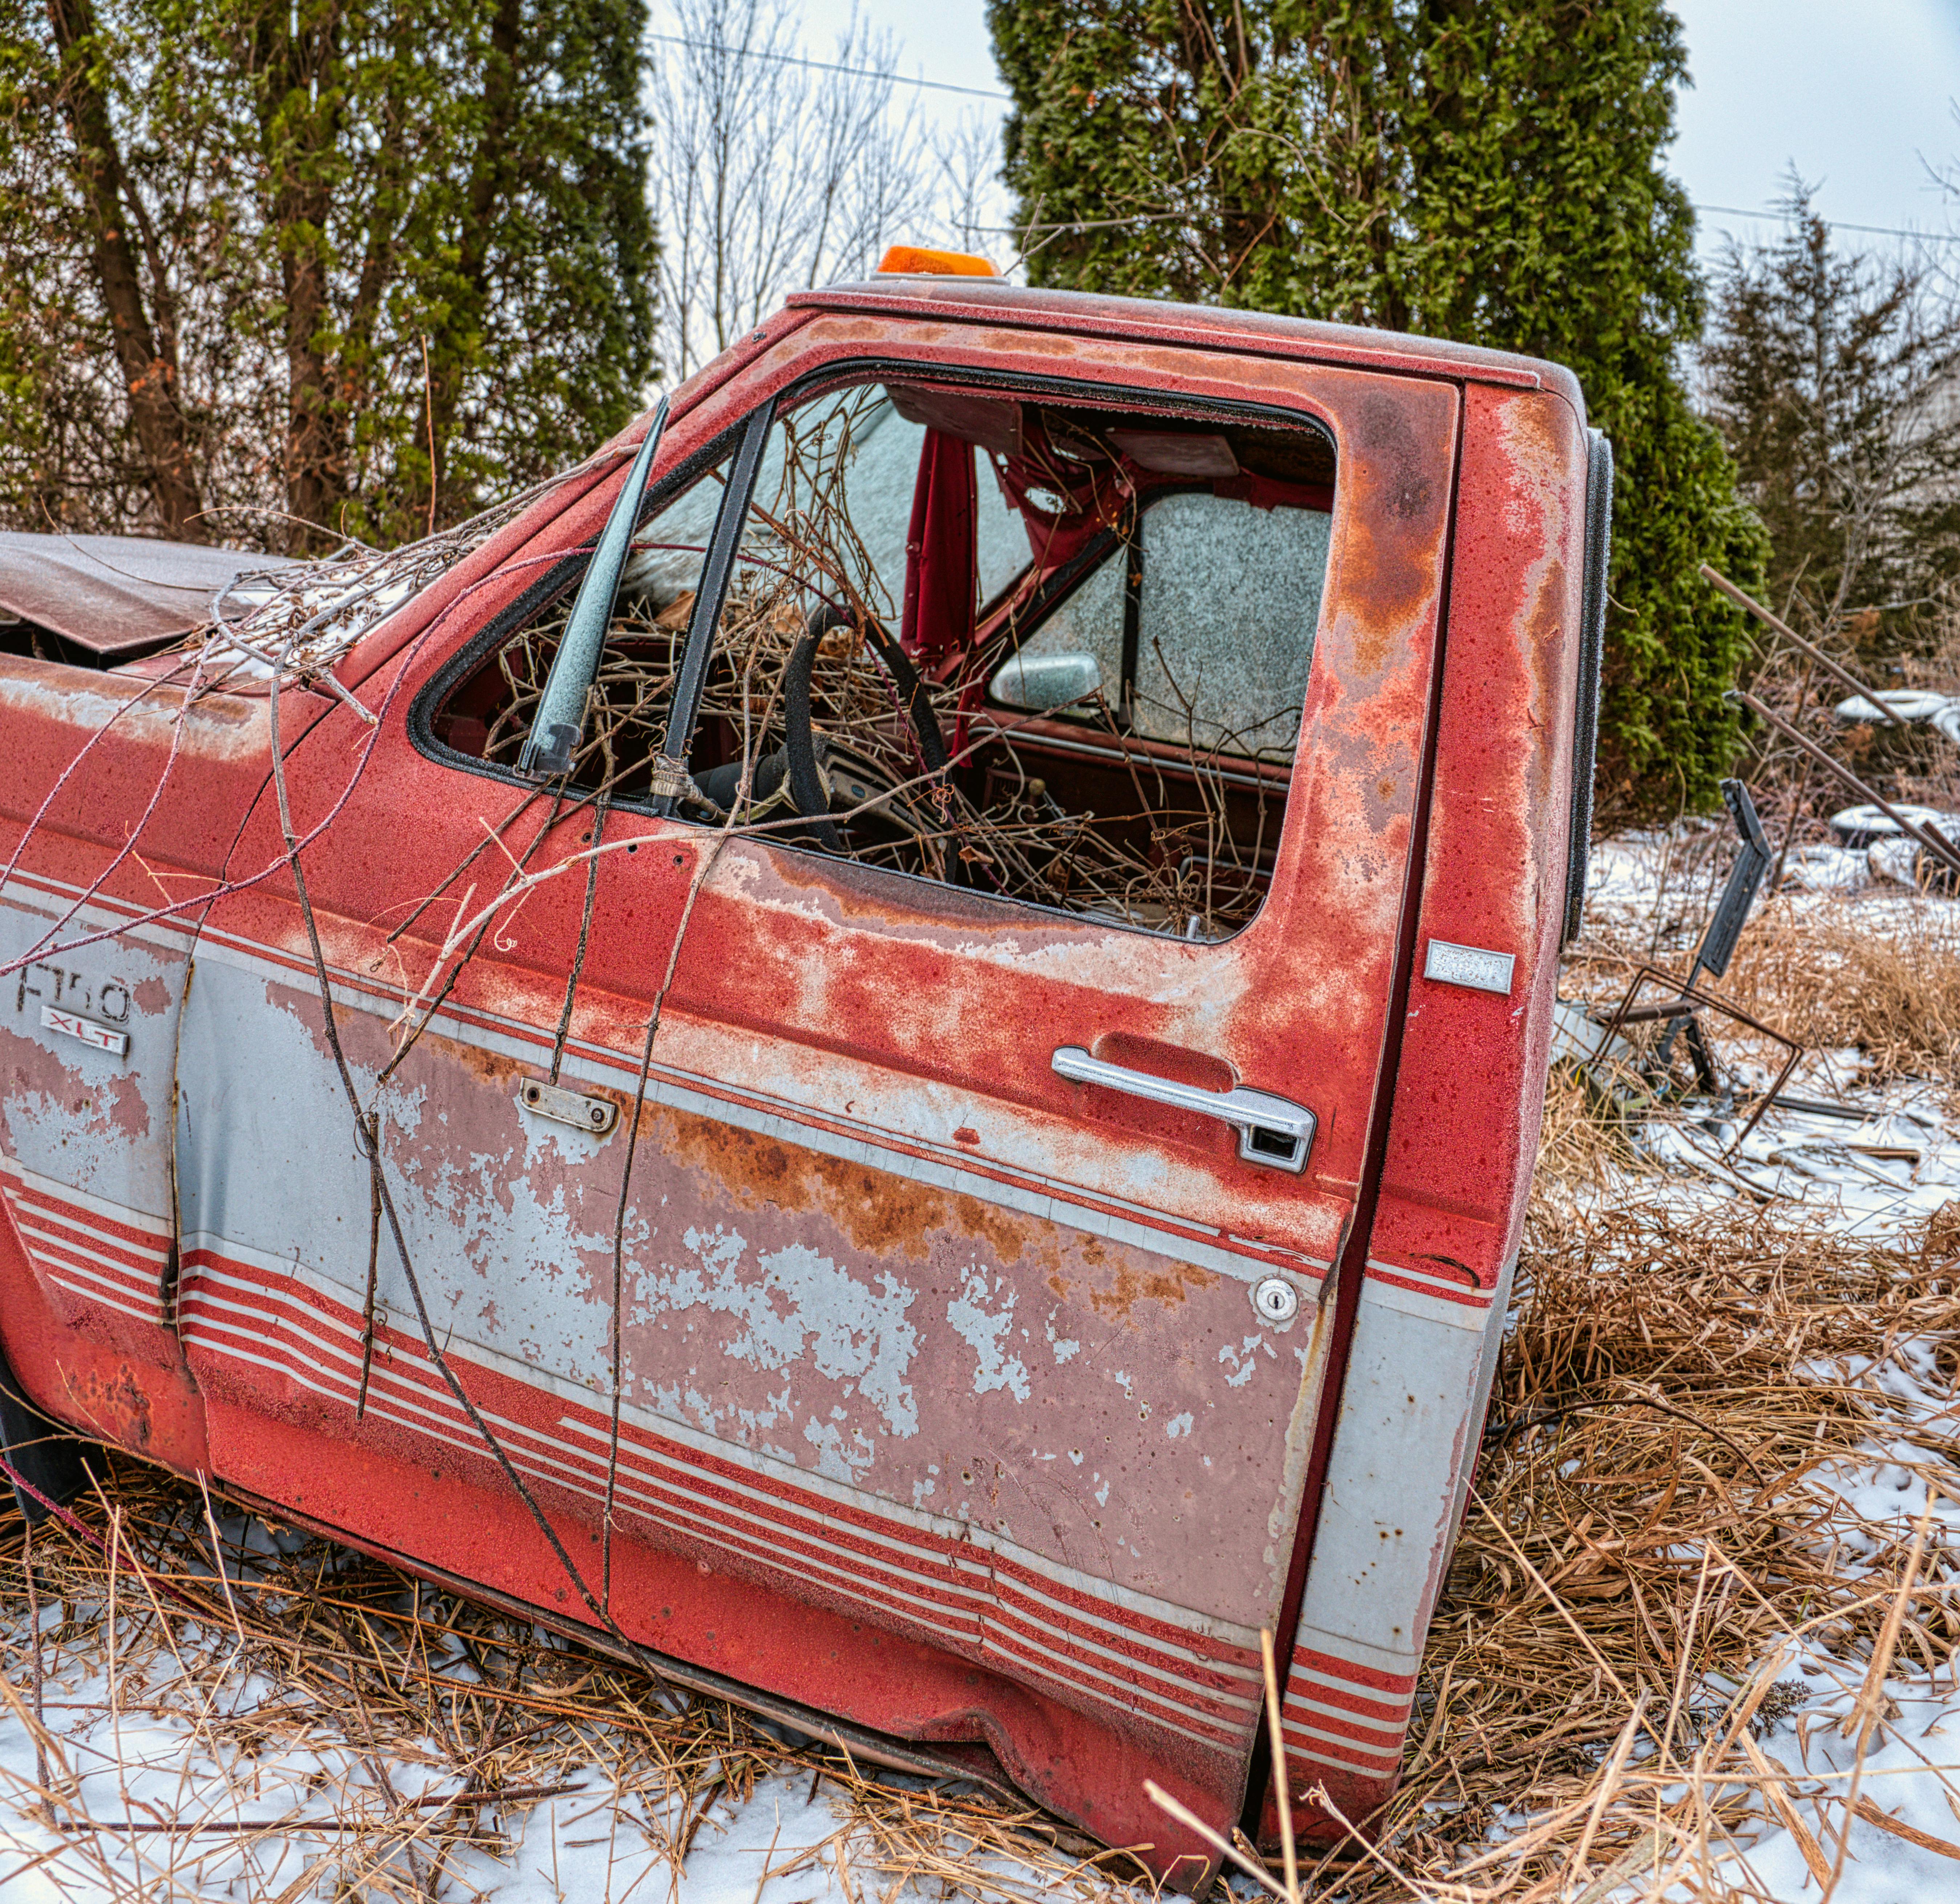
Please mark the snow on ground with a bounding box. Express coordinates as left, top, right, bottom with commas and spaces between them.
0, 1592, 1104, 1904
0, 1677, 878, 1904
1552, 829, 1960, 1901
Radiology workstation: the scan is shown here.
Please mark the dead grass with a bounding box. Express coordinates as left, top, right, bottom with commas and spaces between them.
1564, 893, 1960, 1091
1533, 1065, 1655, 1194
1720, 901, 1960, 1084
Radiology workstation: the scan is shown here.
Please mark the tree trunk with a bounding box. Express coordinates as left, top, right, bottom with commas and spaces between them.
253, 1, 348, 552
416, 0, 524, 533
45, 0, 204, 539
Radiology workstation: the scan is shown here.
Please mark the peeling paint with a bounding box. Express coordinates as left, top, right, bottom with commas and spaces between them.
946, 1266, 1029, 1402
637, 1226, 920, 1440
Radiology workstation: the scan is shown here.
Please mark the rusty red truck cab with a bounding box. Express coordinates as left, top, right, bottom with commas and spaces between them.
0, 270, 1608, 1879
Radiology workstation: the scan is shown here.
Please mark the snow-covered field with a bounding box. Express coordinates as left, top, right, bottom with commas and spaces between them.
1519, 832, 1960, 1903
3, 831, 1957, 1903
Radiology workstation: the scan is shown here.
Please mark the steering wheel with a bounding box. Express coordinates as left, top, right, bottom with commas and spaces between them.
782, 604, 951, 858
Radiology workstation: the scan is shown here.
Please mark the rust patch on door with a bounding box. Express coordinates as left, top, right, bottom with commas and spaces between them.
421, 1028, 532, 1092
1085, 1259, 1219, 1322
655, 1101, 1056, 1269
64, 1361, 153, 1450
1328, 386, 1454, 676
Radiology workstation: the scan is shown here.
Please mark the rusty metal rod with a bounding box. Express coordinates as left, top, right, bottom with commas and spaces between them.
1729, 690, 1960, 875
1767, 652, 1817, 894
1701, 565, 1906, 727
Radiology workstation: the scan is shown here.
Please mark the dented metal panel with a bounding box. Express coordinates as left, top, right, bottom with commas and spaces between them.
0, 284, 1593, 1877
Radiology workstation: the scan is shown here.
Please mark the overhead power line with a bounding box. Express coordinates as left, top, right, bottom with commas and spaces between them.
990, 206, 1960, 246
1695, 203, 1960, 245
645, 32, 1010, 101
644, 35, 1960, 246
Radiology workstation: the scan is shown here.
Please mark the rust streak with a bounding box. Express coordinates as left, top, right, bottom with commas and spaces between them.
655, 1103, 1055, 1268
1085, 1260, 1219, 1323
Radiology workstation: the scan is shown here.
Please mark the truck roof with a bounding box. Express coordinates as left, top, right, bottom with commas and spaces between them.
790, 274, 1587, 414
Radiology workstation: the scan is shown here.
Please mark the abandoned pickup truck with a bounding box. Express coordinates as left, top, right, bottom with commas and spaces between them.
0, 256, 1610, 1879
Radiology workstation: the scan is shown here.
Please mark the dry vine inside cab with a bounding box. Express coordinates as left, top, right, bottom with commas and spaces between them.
436, 381, 1321, 941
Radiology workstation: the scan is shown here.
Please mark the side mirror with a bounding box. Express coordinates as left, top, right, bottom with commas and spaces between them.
989, 650, 1102, 712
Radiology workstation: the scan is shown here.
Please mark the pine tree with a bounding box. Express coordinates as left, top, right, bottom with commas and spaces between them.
990, 0, 1767, 815
0, 0, 656, 550
1702, 183, 1960, 654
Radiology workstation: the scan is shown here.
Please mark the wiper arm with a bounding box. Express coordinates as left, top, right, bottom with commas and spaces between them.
518, 397, 670, 779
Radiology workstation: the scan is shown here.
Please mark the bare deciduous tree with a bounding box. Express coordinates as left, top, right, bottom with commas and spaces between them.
648, 0, 934, 380
927, 113, 1005, 262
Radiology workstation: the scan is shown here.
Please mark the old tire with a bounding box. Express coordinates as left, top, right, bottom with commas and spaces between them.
0, 1337, 93, 1524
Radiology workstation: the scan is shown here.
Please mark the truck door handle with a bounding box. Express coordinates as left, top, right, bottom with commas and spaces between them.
1050, 1046, 1316, 1174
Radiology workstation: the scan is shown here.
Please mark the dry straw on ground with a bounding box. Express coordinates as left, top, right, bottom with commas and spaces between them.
0, 1462, 1154, 1902
1720, 902, 1960, 1086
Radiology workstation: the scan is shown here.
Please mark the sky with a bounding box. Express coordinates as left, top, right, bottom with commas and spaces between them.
676, 0, 1960, 262
1671, 0, 1960, 257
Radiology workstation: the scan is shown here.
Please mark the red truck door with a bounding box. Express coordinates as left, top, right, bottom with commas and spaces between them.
175, 324, 1459, 1872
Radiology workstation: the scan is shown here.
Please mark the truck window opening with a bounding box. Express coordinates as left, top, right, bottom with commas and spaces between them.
429, 379, 1336, 941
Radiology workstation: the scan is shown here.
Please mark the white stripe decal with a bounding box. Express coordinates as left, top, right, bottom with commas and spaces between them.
178, 1254, 1265, 1752
979, 1616, 1255, 1731
1362, 1259, 1493, 1331
0, 1156, 171, 1238
1283, 1673, 1412, 1721
1281, 1690, 1409, 1741
186, 1316, 1252, 1741
1280, 1724, 1402, 1776
17, 1222, 164, 1284
13, 1200, 171, 1263
1290, 1629, 1423, 1685
47, 1276, 164, 1326
35, 1253, 160, 1310
185, 1312, 1246, 1753
179, 1235, 1288, 1625
179, 1275, 1243, 1665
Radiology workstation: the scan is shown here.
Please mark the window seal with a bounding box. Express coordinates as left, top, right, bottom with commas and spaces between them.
1563, 430, 1613, 945
652, 400, 777, 815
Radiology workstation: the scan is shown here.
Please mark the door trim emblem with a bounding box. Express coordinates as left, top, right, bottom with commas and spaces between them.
1422, 939, 1515, 996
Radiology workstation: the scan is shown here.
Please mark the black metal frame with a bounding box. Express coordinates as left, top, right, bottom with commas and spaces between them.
1596, 961, 1803, 1159
1562, 428, 1613, 945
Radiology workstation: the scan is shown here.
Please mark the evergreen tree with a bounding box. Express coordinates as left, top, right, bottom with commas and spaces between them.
0, 0, 656, 550
1702, 183, 1960, 654
990, 0, 1766, 815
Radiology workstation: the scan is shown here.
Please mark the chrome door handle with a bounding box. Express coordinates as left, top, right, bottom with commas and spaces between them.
1051, 1046, 1316, 1174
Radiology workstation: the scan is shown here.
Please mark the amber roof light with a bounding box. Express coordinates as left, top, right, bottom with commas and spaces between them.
875, 245, 999, 278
